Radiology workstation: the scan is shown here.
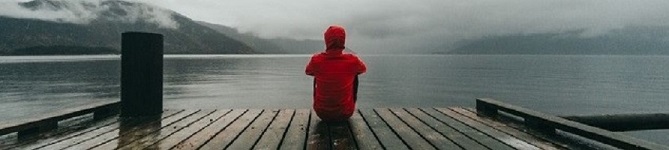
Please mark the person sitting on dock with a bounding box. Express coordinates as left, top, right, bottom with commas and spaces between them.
306, 25, 367, 122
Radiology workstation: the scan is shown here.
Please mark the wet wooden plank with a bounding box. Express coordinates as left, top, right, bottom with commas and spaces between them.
36, 109, 186, 150
172, 109, 246, 150
87, 110, 201, 150
453, 107, 565, 150
4, 108, 579, 150
279, 109, 310, 150
11, 115, 119, 149
404, 108, 488, 150
348, 110, 382, 150
328, 121, 356, 150
477, 98, 669, 150
359, 109, 408, 150
436, 108, 540, 150
0, 101, 119, 137
375, 108, 435, 150
112, 110, 215, 149
198, 109, 262, 149
421, 108, 513, 150
306, 110, 330, 150
152, 109, 231, 150
389, 108, 461, 150
254, 109, 294, 150
227, 109, 279, 149
112, 110, 214, 149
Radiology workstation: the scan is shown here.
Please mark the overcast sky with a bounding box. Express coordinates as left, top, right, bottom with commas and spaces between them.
4, 0, 669, 53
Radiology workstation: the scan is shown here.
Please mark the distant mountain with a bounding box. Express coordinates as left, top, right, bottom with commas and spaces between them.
197, 21, 323, 54
0, 0, 254, 55
447, 26, 669, 55
270, 38, 324, 54
197, 21, 285, 54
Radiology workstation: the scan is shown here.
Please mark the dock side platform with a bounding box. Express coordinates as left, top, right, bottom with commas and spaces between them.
1, 107, 570, 150
2, 98, 668, 150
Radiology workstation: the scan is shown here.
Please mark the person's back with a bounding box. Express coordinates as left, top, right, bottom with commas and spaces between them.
306, 25, 367, 122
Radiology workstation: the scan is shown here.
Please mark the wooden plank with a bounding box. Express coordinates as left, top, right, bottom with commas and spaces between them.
0, 101, 119, 136
421, 108, 514, 150
452, 107, 564, 150
172, 109, 246, 150
306, 110, 330, 150
436, 108, 540, 150
227, 109, 279, 149
10, 115, 119, 149
375, 108, 435, 150
348, 110, 383, 150
358, 109, 408, 150
71, 109, 199, 150
279, 109, 310, 150
404, 108, 488, 150
152, 109, 231, 150
35, 109, 186, 150
113, 110, 218, 149
198, 109, 262, 149
477, 98, 669, 150
328, 121, 356, 150
254, 109, 294, 150
389, 108, 461, 150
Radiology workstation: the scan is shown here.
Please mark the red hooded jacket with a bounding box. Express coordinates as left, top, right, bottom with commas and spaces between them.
306, 25, 367, 121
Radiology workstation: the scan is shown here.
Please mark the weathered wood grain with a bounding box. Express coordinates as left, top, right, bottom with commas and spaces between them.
254, 109, 294, 150
476, 98, 669, 150
198, 109, 262, 149
87, 110, 201, 150
452, 107, 564, 150
227, 109, 279, 149
328, 121, 356, 150
348, 110, 383, 150
375, 108, 435, 150
2, 108, 598, 150
437, 108, 540, 150
390, 108, 461, 150
421, 108, 514, 150
279, 109, 310, 150
0, 101, 119, 137
404, 108, 488, 150
358, 109, 408, 150
306, 110, 330, 150
172, 109, 246, 150
151, 109, 231, 150
37, 109, 187, 150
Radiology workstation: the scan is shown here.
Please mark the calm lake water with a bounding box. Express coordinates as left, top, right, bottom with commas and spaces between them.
1, 54, 668, 144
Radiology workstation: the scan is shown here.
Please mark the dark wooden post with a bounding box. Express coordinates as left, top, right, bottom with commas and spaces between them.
121, 32, 163, 117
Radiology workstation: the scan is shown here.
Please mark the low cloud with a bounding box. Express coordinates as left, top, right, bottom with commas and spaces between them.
3, 0, 669, 53
140, 0, 669, 53
0, 0, 179, 29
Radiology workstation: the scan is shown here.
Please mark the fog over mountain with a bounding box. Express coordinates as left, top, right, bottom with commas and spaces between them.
0, 0, 254, 55
2, 0, 669, 54
197, 21, 323, 54
3, 0, 178, 28
131, 0, 669, 54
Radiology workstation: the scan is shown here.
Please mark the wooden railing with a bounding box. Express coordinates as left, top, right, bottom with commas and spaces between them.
0, 101, 119, 138
476, 98, 668, 150
563, 113, 669, 131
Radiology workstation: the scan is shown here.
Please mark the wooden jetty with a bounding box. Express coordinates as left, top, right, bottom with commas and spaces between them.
0, 107, 560, 149
0, 99, 667, 149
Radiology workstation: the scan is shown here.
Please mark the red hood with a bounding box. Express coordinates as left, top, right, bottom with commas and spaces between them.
324, 25, 346, 51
